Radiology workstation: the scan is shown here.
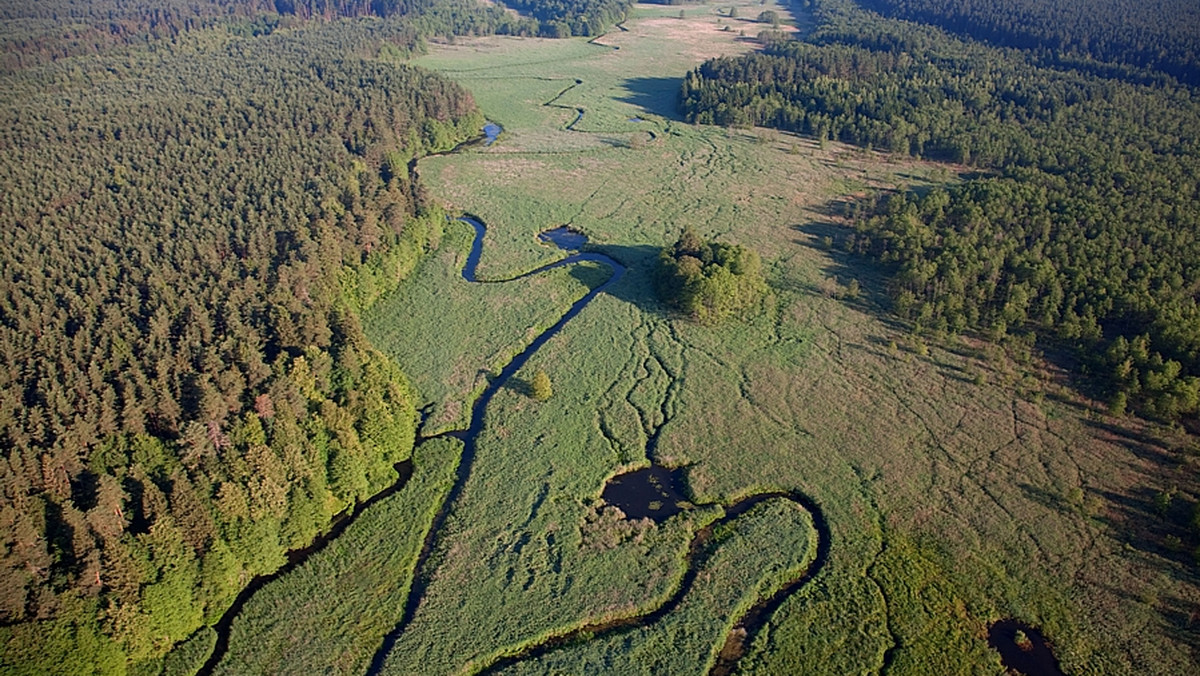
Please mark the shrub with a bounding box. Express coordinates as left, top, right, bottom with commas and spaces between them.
531, 369, 553, 401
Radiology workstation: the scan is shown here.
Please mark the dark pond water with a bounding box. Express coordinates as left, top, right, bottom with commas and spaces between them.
483, 122, 501, 145
601, 465, 688, 522
987, 619, 1065, 676
538, 226, 588, 251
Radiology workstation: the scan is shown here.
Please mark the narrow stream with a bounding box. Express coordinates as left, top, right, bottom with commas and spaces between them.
197, 118, 832, 676
366, 218, 626, 675
195, 461, 413, 676
367, 216, 831, 676
479, 491, 831, 675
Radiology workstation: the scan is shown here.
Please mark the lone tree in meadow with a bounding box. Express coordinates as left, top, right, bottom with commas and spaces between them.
530, 369, 553, 401
757, 9, 780, 27
656, 226, 767, 323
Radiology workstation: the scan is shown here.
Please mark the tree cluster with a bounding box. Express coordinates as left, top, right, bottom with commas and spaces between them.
498, 0, 632, 38
0, 4, 491, 673
679, 0, 1200, 420
857, 0, 1200, 86
656, 228, 767, 323
0, 0, 540, 72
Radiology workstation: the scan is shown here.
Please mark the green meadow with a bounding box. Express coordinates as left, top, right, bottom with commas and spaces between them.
497, 498, 818, 675
213, 437, 461, 675
214, 3, 1200, 674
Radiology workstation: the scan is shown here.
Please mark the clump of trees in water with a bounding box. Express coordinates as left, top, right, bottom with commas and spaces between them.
656, 228, 767, 323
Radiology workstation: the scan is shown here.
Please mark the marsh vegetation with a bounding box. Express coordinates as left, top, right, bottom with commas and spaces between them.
3, 1, 1200, 674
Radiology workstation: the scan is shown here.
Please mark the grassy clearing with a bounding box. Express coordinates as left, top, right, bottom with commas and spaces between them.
400, 4, 1200, 673
378, 291, 719, 674
212, 437, 461, 676
363, 218, 606, 434
496, 498, 817, 675
221, 2, 1200, 673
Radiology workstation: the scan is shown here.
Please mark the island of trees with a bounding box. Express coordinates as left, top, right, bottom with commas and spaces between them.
656, 227, 767, 324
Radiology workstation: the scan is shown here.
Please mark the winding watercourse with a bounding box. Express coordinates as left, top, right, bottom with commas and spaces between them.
367, 215, 831, 674
200, 122, 832, 676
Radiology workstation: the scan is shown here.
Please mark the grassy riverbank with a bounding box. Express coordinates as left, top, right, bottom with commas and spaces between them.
211, 2, 1200, 673
396, 3, 1200, 673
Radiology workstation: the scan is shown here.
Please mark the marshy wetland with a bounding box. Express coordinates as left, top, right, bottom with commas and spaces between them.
207, 3, 1200, 674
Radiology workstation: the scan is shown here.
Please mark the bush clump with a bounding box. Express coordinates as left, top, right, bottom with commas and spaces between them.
656, 227, 767, 323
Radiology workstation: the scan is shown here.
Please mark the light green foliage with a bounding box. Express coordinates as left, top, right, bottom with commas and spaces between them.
656, 226, 767, 323
0, 599, 126, 675
213, 438, 461, 675
162, 628, 216, 676
498, 499, 817, 675
530, 369, 553, 401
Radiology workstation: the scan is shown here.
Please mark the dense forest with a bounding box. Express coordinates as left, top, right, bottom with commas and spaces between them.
499, 0, 632, 37
0, 1, 513, 673
857, 0, 1200, 85
0, 0, 539, 72
681, 0, 1200, 419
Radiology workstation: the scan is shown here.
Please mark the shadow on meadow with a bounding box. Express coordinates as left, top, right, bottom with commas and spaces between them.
617, 76, 685, 120
504, 375, 534, 398
569, 242, 669, 318
788, 218, 896, 320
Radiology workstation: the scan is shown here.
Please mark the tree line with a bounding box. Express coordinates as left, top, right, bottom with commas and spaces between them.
0, 2, 499, 673
0, 0, 542, 72
856, 0, 1200, 86
498, 0, 632, 38
679, 0, 1200, 420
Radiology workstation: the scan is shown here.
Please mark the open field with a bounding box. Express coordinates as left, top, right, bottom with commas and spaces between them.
364, 219, 608, 434
221, 2, 1200, 674
212, 437, 462, 675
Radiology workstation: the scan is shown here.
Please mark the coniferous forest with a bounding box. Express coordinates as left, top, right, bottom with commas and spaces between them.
5, 0, 1200, 673
682, 0, 1200, 420
0, 0, 538, 672
497, 0, 632, 37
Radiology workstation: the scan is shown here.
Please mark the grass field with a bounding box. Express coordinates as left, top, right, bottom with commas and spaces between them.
213, 437, 461, 675
215, 2, 1200, 674
497, 498, 818, 675
363, 218, 608, 435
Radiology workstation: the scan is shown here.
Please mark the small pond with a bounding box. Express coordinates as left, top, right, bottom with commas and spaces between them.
538, 226, 588, 251
987, 619, 1065, 676
483, 122, 501, 146
601, 465, 688, 522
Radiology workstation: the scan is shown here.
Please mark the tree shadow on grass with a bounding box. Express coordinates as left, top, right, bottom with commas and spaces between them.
567, 242, 670, 319
504, 375, 534, 398
789, 219, 900, 325
1082, 418, 1180, 467
617, 76, 685, 120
